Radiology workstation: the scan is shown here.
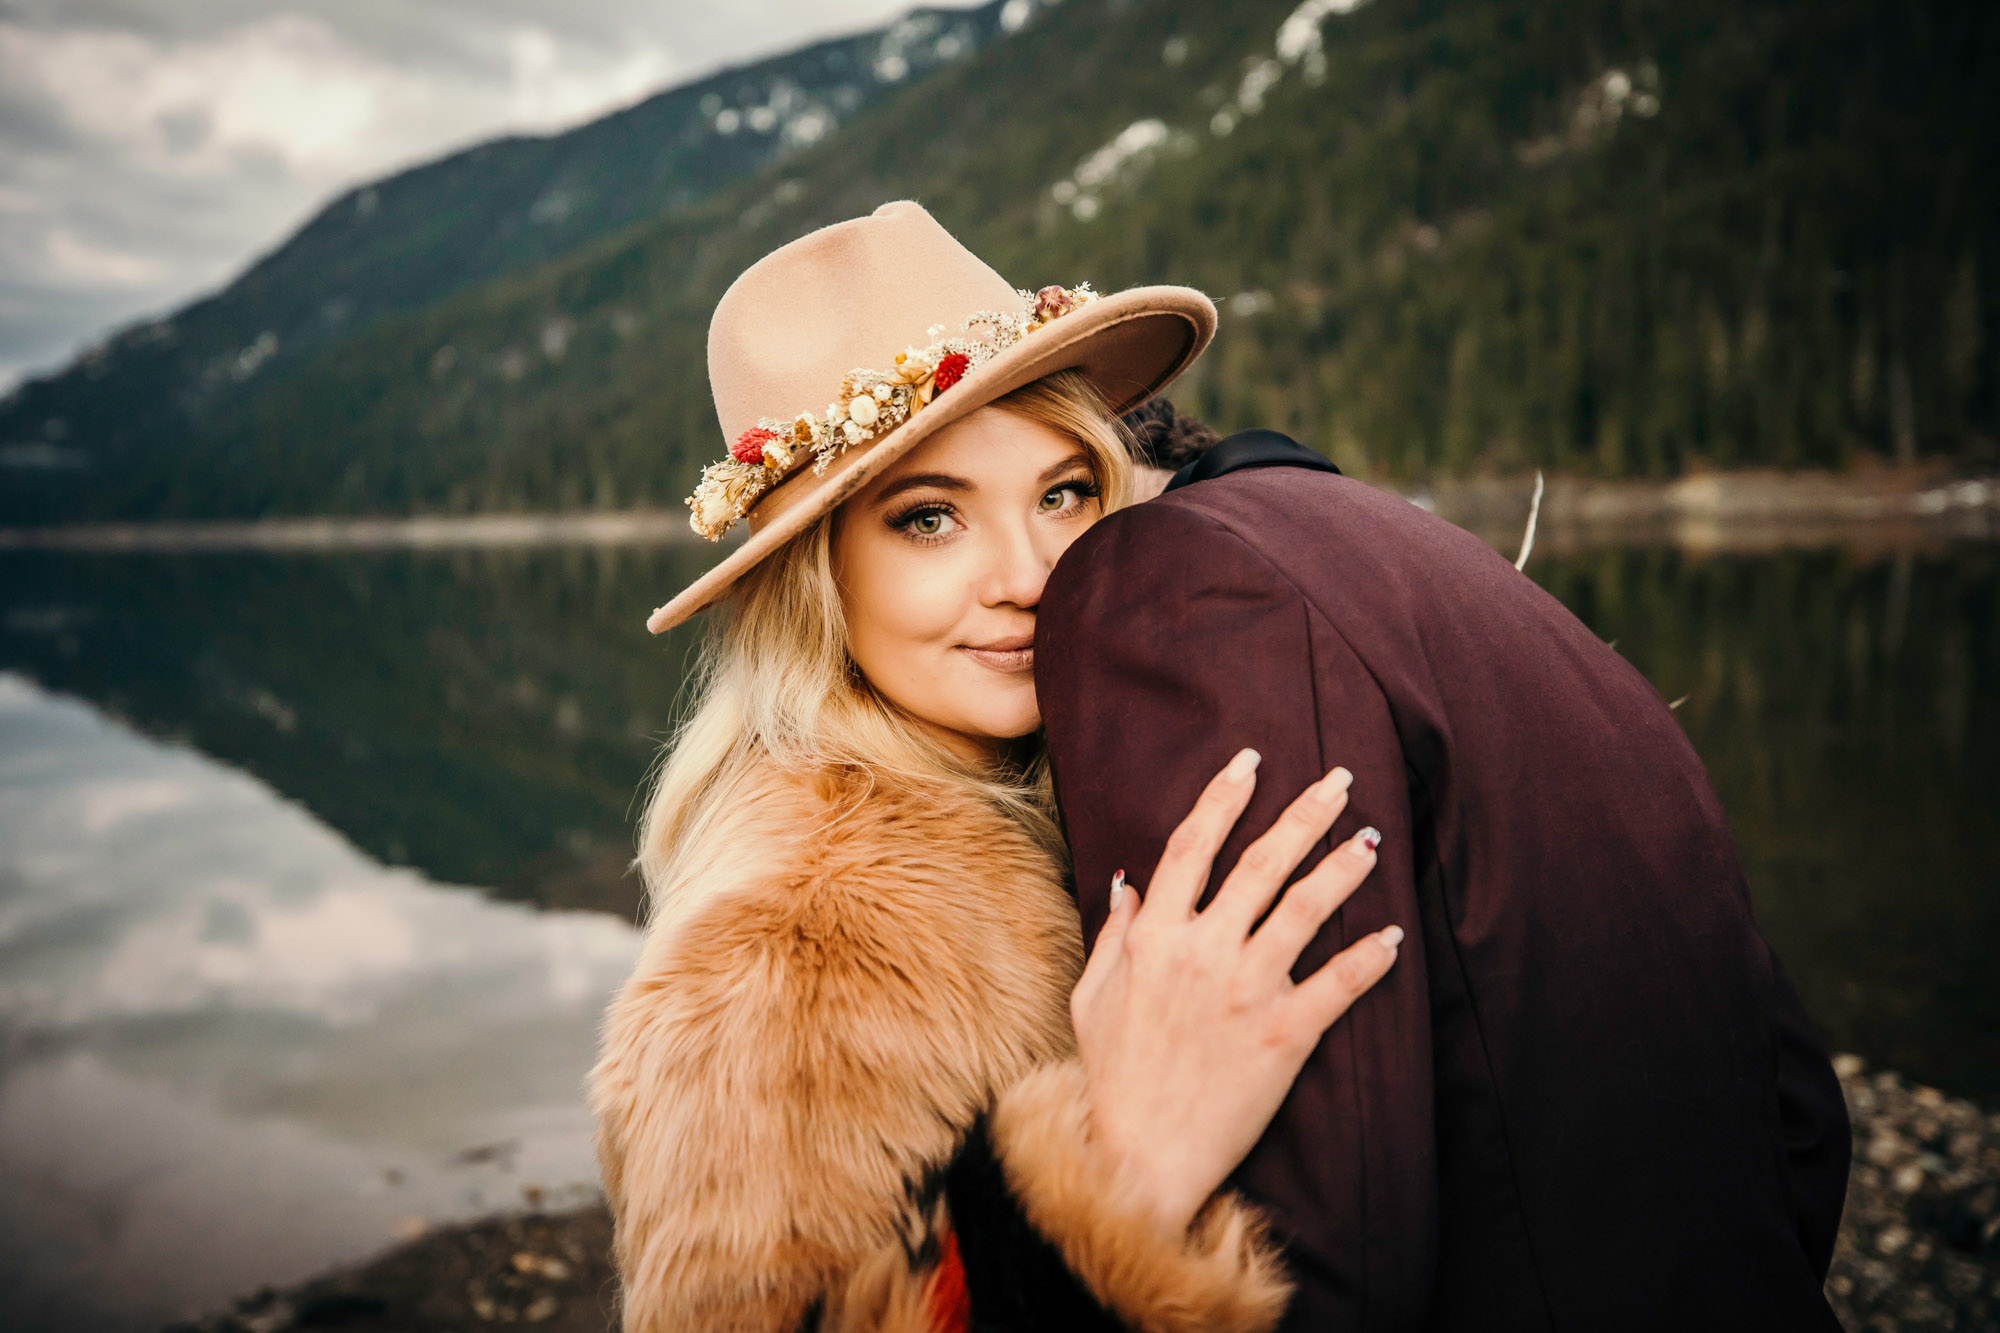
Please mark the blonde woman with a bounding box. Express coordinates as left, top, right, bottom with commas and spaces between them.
587, 202, 1403, 1332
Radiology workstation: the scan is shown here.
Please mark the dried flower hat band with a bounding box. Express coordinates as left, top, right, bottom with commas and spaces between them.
685, 283, 1101, 539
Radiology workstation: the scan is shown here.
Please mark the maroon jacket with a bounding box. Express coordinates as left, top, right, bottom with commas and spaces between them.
1035, 434, 1850, 1332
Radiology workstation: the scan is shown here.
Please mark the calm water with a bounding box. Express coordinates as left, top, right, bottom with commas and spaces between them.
0, 533, 1995, 1329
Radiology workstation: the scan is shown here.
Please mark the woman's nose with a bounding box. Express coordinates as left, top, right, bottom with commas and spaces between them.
980, 520, 1052, 609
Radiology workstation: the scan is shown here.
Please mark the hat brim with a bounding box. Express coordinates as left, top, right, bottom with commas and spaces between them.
645, 284, 1217, 634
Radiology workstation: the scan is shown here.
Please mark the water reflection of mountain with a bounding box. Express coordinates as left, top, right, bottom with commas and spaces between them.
0, 546, 716, 921
1, 540, 1996, 1096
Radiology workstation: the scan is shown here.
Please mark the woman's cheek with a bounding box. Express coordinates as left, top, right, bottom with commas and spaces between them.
857, 548, 964, 686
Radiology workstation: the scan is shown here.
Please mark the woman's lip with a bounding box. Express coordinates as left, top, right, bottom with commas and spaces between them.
959, 644, 1035, 672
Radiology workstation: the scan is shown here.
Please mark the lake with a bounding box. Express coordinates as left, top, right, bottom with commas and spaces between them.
0, 527, 1994, 1330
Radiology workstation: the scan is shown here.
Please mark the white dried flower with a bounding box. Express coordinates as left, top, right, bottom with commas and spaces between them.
843, 418, 866, 443
689, 481, 737, 537
847, 393, 879, 427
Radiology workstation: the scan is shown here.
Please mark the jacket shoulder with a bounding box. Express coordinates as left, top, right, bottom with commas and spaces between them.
1044, 476, 1312, 632
1101, 468, 1408, 560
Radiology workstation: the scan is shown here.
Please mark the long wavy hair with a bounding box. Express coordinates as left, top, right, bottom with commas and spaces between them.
634, 370, 1137, 914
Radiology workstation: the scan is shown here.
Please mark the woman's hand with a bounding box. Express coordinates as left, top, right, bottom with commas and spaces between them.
1068, 747, 1402, 1234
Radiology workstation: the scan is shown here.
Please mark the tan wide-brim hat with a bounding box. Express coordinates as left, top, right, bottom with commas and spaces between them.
645, 199, 1217, 634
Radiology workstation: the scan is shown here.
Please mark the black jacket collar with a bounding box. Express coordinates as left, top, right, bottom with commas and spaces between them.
1163, 428, 1343, 493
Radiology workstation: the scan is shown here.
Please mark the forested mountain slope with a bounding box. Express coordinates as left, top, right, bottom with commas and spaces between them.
0, 2, 1018, 521
4, 0, 1993, 523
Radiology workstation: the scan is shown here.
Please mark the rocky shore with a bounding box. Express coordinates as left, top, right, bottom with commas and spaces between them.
1829, 1057, 2000, 1331
170, 1055, 1999, 1333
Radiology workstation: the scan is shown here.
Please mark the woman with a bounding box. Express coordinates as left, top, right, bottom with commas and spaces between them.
587, 201, 1403, 1332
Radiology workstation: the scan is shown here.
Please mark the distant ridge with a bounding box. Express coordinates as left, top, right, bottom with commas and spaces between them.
0, 1, 1020, 521
2, 0, 1992, 524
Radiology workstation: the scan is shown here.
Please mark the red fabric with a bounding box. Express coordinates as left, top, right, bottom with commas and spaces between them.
927, 1227, 970, 1333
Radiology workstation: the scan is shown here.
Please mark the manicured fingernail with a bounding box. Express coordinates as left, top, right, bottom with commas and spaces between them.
1109, 869, 1126, 911
1378, 924, 1405, 951
1225, 748, 1262, 781
1354, 826, 1382, 852
1325, 766, 1353, 792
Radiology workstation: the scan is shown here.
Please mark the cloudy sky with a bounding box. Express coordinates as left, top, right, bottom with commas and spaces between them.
0, 0, 951, 391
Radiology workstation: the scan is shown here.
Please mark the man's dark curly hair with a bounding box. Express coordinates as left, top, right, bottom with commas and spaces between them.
1119, 397, 1222, 471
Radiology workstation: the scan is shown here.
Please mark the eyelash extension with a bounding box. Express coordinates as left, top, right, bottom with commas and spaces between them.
885, 498, 958, 535
884, 475, 1103, 538
1042, 476, 1102, 514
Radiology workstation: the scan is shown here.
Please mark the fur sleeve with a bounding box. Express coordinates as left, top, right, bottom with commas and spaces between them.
588, 893, 968, 1332
987, 1060, 1294, 1333
587, 771, 1082, 1332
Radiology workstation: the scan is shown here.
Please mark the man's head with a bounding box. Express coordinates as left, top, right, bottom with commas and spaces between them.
1119, 398, 1222, 501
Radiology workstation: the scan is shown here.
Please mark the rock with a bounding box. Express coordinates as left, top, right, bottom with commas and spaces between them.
1827, 1055, 2000, 1332
162, 1207, 617, 1332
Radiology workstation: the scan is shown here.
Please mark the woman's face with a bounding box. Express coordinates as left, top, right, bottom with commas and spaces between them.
832, 403, 1105, 759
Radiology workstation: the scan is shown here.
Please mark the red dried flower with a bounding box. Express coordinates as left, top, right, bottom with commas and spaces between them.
731, 427, 778, 465
932, 353, 970, 394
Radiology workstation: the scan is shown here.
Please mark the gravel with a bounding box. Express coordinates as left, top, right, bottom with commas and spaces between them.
1827, 1055, 2000, 1332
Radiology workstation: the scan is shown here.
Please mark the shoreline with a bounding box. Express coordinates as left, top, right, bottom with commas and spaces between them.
1423, 465, 2000, 556
3, 465, 1995, 554
167, 1054, 1999, 1333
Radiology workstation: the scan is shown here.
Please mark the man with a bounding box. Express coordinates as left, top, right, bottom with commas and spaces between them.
1034, 407, 1852, 1330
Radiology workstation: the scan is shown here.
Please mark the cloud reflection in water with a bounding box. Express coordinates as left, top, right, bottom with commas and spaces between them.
0, 672, 639, 1331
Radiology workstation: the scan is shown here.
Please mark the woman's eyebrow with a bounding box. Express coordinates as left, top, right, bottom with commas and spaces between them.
1038, 452, 1090, 484
872, 472, 972, 504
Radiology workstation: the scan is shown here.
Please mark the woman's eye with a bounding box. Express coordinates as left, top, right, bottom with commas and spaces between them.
893, 505, 959, 539
1040, 481, 1094, 512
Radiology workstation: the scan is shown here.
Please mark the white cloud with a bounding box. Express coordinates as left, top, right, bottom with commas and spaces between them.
42, 227, 168, 287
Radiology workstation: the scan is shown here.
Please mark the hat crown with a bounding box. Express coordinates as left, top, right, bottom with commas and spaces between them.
708, 201, 1022, 443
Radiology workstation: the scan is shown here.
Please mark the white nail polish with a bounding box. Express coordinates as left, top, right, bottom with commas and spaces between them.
1109, 869, 1126, 912
1379, 924, 1405, 950
1225, 748, 1262, 781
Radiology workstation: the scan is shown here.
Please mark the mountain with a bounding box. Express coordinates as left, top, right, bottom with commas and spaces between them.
3, 0, 1994, 524
0, 2, 1018, 521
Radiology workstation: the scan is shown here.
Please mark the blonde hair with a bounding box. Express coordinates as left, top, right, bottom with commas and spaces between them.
635, 370, 1137, 912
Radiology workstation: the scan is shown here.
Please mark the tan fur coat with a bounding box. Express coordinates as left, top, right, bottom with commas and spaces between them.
587, 760, 1291, 1332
